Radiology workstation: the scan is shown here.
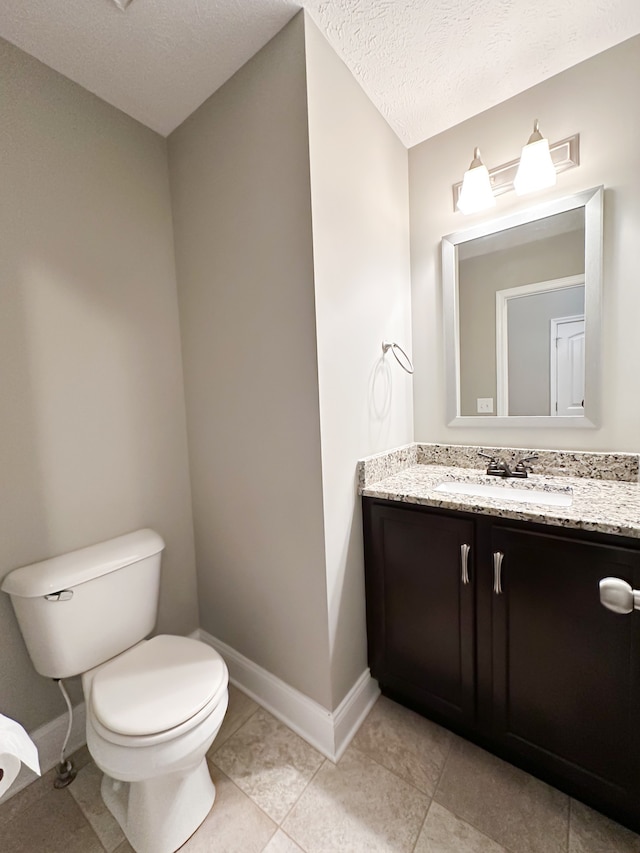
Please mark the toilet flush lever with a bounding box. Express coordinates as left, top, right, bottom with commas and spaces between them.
599, 577, 640, 615
44, 590, 74, 602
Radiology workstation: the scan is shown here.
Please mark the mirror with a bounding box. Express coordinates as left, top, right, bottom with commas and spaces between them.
442, 186, 603, 427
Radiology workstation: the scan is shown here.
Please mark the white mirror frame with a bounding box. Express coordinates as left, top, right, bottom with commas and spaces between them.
442, 186, 603, 428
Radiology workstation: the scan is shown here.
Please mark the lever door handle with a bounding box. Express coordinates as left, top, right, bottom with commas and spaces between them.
599, 577, 640, 614
460, 544, 471, 584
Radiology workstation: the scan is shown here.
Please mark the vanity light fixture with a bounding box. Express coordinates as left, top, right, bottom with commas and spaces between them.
456, 148, 496, 215
452, 130, 580, 213
513, 120, 556, 196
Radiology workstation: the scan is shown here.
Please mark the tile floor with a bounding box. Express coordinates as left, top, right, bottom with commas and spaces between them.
2, 686, 640, 852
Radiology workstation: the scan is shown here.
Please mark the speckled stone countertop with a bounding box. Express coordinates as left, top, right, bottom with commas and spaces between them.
358, 444, 640, 539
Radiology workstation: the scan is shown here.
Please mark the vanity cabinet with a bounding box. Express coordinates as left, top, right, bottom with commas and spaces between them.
362, 503, 475, 727
362, 498, 640, 831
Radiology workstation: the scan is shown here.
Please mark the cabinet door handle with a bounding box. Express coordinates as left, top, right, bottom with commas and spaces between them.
460, 543, 471, 584
599, 577, 640, 614
493, 551, 504, 594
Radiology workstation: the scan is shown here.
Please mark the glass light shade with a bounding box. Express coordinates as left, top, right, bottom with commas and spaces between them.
457, 157, 496, 215
514, 137, 556, 196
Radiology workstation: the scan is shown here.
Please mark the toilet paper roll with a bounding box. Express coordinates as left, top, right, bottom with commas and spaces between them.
0, 714, 40, 798
0, 753, 21, 798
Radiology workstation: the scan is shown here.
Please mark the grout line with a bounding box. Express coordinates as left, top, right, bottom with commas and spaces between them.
338, 743, 449, 852
208, 758, 278, 824
429, 793, 568, 853
239, 755, 324, 836
276, 757, 327, 829
431, 729, 456, 798
208, 696, 328, 832
567, 797, 572, 851
208, 746, 327, 834
347, 742, 433, 799
66, 783, 111, 853
207, 759, 281, 828
410, 796, 433, 853
428, 739, 550, 853
426, 795, 519, 853
210, 701, 260, 756
259, 826, 279, 853
64, 763, 125, 853
261, 826, 307, 853
431, 785, 568, 853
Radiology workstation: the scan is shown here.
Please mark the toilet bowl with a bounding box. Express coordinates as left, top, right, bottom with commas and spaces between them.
1, 529, 229, 853
83, 634, 229, 853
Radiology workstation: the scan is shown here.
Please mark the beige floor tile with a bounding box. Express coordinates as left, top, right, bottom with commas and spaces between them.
569, 798, 640, 853
211, 708, 324, 823
113, 841, 135, 853
435, 738, 569, 853
415, 801, 509, 853
211, 683, 259, 752
68, 761, 125, 852
181, 764, 277, 852
352, 696, 453, 795
0, 744, 93, 830
262, 829, 306, 852
0, 765, 58, 828
282, 745, 429, 853
0, 784, 104, 852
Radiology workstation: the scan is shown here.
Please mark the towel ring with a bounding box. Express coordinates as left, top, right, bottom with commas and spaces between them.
382, 341, 414, 375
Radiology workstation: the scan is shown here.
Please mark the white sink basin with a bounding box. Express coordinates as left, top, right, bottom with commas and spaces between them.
434, 480, 572, 507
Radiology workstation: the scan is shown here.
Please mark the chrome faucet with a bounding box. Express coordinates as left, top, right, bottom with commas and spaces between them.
478, 451, 538, 479
478, 451, 512, 477
512, 455, 538, 478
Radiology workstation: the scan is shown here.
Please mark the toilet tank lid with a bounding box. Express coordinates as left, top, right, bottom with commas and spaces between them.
1, 529, 165, 598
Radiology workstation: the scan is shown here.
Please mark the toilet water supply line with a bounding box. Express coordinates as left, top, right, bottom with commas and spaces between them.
53, 679, 76, 788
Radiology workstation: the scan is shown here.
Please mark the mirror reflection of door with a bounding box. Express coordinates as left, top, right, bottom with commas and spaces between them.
495, 277, 585, 416
551, 315, 585, 416
457, 209, 587, 417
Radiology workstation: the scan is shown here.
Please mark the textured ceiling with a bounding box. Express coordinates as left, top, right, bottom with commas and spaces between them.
1, 0, 639, 147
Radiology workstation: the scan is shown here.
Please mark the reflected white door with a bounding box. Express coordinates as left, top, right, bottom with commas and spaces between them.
551, 315, 585, 416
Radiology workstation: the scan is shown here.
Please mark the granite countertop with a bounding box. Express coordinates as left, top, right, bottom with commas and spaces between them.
358, 444, 640, 539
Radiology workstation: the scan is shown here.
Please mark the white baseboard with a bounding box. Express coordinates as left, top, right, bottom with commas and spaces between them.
0, 701, 87, 804
332, 668, 381, 761
1, 631, 379, 803
198, 629, 379, 761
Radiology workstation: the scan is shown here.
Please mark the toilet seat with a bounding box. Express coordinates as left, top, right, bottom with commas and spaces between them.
88, 635, 228, 746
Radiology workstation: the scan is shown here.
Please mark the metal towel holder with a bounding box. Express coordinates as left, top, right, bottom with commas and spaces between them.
382, 341, 414, 374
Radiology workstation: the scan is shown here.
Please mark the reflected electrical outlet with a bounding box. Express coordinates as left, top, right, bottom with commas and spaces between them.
477, 397, 494, 414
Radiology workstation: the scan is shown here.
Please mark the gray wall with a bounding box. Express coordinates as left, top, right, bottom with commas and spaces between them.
304, 19, 413, 706
0, 38, 199, 730
2, 8, 412, 737
169, 13, 413, 711
410, 35, 640, 450
168, 15, 334, 707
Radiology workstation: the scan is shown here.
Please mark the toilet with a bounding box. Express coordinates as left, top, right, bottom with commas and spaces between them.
1, 529, 229, 853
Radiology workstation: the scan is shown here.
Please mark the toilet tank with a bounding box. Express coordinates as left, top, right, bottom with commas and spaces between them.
1, 529, 165, 679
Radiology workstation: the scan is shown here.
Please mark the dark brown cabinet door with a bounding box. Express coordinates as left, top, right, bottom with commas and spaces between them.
491, 524, 640, 816
363, 501, 476, 726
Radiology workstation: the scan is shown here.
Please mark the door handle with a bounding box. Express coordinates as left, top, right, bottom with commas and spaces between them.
599, 577, 640, 614
460, 544, 471, 584
493, 551, 504, 594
